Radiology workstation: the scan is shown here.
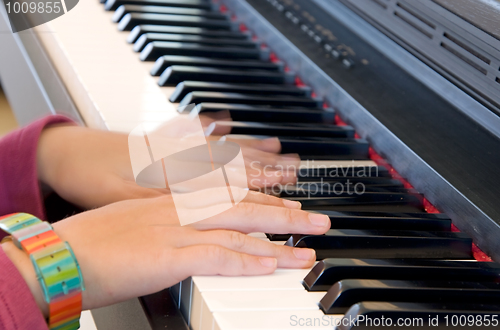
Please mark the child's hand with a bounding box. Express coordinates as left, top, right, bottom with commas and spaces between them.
3, 193, 330, 315
37, 124, 298, 209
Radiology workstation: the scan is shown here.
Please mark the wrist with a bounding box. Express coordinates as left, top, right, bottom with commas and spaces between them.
1, 241, 49, 318
37, 123, 76, 188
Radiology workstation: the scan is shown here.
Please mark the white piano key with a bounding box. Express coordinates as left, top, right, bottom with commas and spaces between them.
34, 0, 179, 130
189, 268, 315, 330
248, 232, 268, 239
213, 310, 343, 330
204, 290, 325, 312
193, 290, 325, 330
192, 268, 311, 292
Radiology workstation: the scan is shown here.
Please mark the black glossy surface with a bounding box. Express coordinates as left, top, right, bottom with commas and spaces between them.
192, 103, 335, 123
209, 121, 353, 138
134, 33, 256, 52
128, 25, 249, 44
179, 91, 319, 107
153, 56, 282, 76
119, 13, 235, 31
170, 81, 307, 102
105, 0, 213, 11
340, 301, 500, 330
286, 229, 472, 259
304, 258, 500, 291
139, 289, 189, 330
159, 67, 291, 86
140, 42, 264, 61
113, 5, 227, 23
320, 279, 500, 314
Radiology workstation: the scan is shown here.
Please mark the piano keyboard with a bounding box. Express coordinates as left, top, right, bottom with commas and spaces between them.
34, 0, 500, 329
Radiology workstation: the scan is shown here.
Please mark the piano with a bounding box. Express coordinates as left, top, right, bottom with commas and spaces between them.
1, 0, 500, 329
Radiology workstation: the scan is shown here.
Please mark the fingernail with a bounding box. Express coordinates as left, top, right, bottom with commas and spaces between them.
259, 257, 277, 268
293, 248, 316, 261
309, 213, 330, 227
283, 200, 302, 209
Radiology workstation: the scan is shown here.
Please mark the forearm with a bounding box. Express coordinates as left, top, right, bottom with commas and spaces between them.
1, 241, 48, 318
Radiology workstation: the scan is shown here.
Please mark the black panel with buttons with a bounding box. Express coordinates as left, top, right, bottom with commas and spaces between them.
265, 0, 357, 69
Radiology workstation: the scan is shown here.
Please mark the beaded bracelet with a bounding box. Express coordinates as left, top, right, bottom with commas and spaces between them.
0, 213, 85, 330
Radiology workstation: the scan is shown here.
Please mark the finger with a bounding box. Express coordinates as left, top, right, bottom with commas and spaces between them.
242, 147, 283, 167
246, 164, 285, 189
193, 203, 331, 235
245, 160, 298, 189
173, 245, 277, 279
179, 230, 315, 268
162, 187, 300, 212
227, 137, 281, 153
275, 153, 301, 169
242, 191, 302, 209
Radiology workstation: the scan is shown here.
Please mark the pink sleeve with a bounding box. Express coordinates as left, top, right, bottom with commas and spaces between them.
0, 115, 75, 330
0, 115, 75, 226
0, 249, 48, 330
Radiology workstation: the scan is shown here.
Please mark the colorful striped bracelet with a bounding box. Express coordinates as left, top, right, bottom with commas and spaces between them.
0, 213, 85, 330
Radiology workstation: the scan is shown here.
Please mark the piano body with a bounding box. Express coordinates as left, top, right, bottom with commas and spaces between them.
1, 0, 500, 328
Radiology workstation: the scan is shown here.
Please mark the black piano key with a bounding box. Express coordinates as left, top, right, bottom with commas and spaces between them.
192, 103, 335, 123
287, 191, 423, 209
128, 25, 250, 44
179, 92, 320, 108
119, 13, 237, 31
298, 165, 391, 178
341, 302, 500, 330
266, 210, 451, 241
297, 177, 404, 186
206, 121, 353, 138
304, 259, 500, 291
314, 210, 452, 220
277, 138, 369, 158
140, 42, 267, 61
113, 5, 228, 23
134, 33, 258, 52
288, 193, 424, 210
285, 229, 472, 260
270, 209, 451, 244
322, 210, 451, 231
156, 57, 283, 77
105, 0, 214, 11
159, 67, 294, 86
306, 204, 425, 213
320, 279, 500, 314
284, 188, 418, 201
283, 184, 410, 196
169, 81, 308, 102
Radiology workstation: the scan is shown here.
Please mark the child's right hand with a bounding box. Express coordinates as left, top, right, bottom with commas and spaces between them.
3, 192, 330, 316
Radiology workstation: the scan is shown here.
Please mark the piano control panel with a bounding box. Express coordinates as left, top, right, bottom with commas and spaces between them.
266, 0, 363, 70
